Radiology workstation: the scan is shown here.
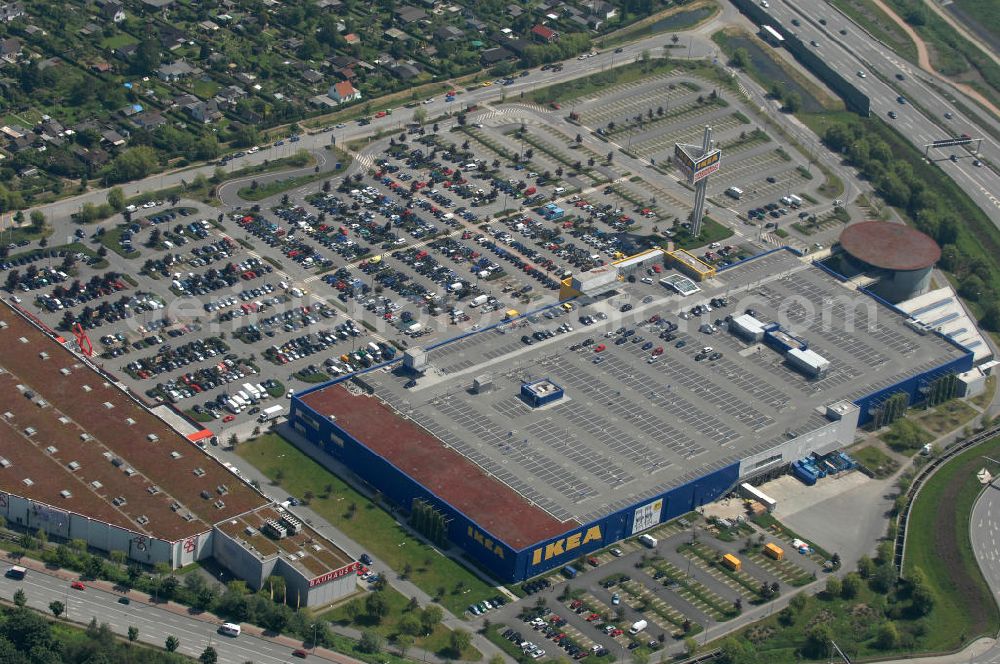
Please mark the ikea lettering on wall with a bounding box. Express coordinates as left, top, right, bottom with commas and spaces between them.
631, 498, 663, 534
531, 526, 602, 565
467, 526, 505, 558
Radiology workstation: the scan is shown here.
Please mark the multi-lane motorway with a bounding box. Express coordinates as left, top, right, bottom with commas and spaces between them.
0, 567, 312, 664
765, 0, 1000, 224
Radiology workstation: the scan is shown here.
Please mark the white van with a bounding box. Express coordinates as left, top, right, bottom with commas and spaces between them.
219, 623, 241, 637
725, 187, 743, 200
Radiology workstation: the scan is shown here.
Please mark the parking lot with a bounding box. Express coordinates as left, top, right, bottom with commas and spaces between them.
2, 64, 849, 439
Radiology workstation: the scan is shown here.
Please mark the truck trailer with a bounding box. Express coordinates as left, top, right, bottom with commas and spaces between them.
258, 404, 285, 422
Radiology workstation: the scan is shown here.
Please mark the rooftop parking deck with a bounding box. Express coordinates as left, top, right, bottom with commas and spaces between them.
303, 250, 968, 543
0, 301, 266, 541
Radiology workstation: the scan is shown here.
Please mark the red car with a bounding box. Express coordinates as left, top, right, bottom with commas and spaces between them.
588, 557, 599, 567
292, 649, 308, 659
594, 344, 606, 353
223, 414, 236, 423
71, 581, 85, 591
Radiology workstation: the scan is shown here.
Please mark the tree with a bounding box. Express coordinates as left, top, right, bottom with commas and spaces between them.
731, 48, 750, 68
413, 108, 428, 125
684, 636, 698, 656
804, 623, 833, 658
824, 576, 842, 598
841, 573, 862, 599
420, 605, 443, 634
857, 555, 875, 578
200, 645, 219, 664
49, 600, 64, 618
870, 561, 898, 593
107, 187, 126, 212
366, 591, 389, 622
128, 626, 139, 644
876, 621, 899, 649
399, 613, 422, 636
784, 93, 802, 113
789, 592, 807, 612
717, 637, 757, 664
29, 210, 45, 231
359, 630, 383, 654
13, 588, 26, 607
165, 635, 180, 652
449, 629, 472, 656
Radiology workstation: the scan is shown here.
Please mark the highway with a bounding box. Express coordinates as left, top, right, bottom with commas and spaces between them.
0, 567, 311, 663
970, 484, 1000, 663
765, 0, 1000, 224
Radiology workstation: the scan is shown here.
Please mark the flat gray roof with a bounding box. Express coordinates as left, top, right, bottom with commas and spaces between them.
359, 250, 966, 523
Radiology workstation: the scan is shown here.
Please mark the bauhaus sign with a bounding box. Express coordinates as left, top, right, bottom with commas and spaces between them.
309, 561, 360, 587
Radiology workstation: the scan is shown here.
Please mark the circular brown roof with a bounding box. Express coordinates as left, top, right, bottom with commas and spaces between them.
839, 221, 940, 271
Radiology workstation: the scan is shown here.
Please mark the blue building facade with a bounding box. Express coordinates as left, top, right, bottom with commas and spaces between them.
288, 388, 739, 582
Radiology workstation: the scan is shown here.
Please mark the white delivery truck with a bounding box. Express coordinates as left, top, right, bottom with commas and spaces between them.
470, 294, 489, 307
639, 534, 658, 548
258, 404, 284, 422
629, 620, 648, 635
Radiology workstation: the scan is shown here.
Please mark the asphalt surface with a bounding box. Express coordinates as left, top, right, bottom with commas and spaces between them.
765, 0, 1000, 225
0, 566, 314, 663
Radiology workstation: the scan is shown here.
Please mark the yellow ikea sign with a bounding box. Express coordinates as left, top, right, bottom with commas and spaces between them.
531, 526, 602, 565
467, 526, 505, 558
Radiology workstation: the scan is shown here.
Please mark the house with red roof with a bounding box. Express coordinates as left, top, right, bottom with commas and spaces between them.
531, 24, 558, 43
328, 80, 361, 104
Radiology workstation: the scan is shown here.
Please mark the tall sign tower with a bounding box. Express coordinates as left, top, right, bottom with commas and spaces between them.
674, 126, 721, 238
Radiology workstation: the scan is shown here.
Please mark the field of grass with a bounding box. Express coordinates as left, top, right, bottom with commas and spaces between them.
235, 434, 496, 616
599, 3, 719, 47
321, 586, 480, 660
851, 445, 900, 479
99, 225, 140, 259
915, 399, 980, 436
829, 0, 918, 61
669, 217, 734, 250
947, 0, 999, 49
903, 435, 1000, 649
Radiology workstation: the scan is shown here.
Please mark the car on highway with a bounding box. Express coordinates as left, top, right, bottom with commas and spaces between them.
973, 159, 982, 167
888, 111, 897, 119
856, 70, 866, 78
810, 40, 819, 47
292, 649, 309, 658
766, 176, 777, 183
614, 47, 623, 53
944, 112, 954, 119
896, 73, 906, 81
950, 154, 958, 162
71, 581, 85, 591
897, 96, 907, 104
118, 596, 130, 605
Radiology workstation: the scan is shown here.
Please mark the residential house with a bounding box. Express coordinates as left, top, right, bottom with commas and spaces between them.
90, 61, 112, 73
507, 4, 522, 17
185, 99, 222, 123
329, 55, 358, 69
465, 18, 487, 32
480, 47, 514, 66
0, 2, 23, 22
113, 43, 138, 60
394, 5, 427, 24
214, 85, 247, 107
434, 25, 464, 41
118, 103, 144, 118
302, 69, 323, 84
98, 0, 126, 23
344, 33, 360, 45
157, 61, 198, 81
199, 20, 220, 32
531, 24, 558, 42
158, 24, 189, 49
389, 62, 421, 80
70, 144, 110, 169
131, 111, 167, 129
0, 37, 20, 61
234, 71, 257, 86
328, 80, 360, 104
101, 129, 127, 147
505, 38, 532, 56
140, 0, 175, 9
589, 1, 617, 19
315, 0, 343, 9
385, 28, 409, 41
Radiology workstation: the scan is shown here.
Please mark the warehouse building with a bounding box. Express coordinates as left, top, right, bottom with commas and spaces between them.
290, 249, 973, 582
0, 302, 356, 606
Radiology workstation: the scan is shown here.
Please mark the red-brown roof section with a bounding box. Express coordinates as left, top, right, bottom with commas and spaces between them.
301, 384, 575, 550
839, 221, 941, 271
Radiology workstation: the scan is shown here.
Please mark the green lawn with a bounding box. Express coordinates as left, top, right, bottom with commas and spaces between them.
903, 435, 1000, 649
321, 586, 480, 660
236, 147, 350, 202
100, 33, 138, 50
99, 225, 140, 259
669, 216, 734, 250
914, 399, 980, 436
235, 434, 497, 616
851, 445, 900, 479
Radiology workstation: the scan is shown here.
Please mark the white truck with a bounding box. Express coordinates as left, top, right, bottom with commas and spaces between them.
639, 534, 658, 548
258, 404, 284, 422
629, 620, 648, 635
470, 294, 489, 308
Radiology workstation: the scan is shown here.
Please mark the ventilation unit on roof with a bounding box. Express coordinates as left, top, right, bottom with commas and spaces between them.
103, 402, 114, 409
44, 445, 56, 454
213, 500, 226, 510
82, 385, 92, 392
59, 368, 70, 376
263, 519, 288, 539
18, 336, 27, 343
182, 513, 196, 522
123, 467, 136, 476
136, 515, 149, 526
170, 501, 181, 511
244, 526, 257, 537
193, 467, 205, 477
216, 484, 229, 496
147, 433, 159, 442
200, 490, 211, 500
0, 457, 10, 468
170, 451, 182, 459
90, 480, 102, 489
22, 478, 33, 486
24, 427, 36, 436
58, 416, 70, 425
3, 412, 11, 419
0, 320, 6, 328
125, 417, 135, 425
147, 485, 160, 495
81, 433, 92, 442
60, 489, 71, 498
67, 461, 80, 471
38, 352, 48, 360
112, 496, 127, 507
280, 514, 302, 535
35, 399, 47, 408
